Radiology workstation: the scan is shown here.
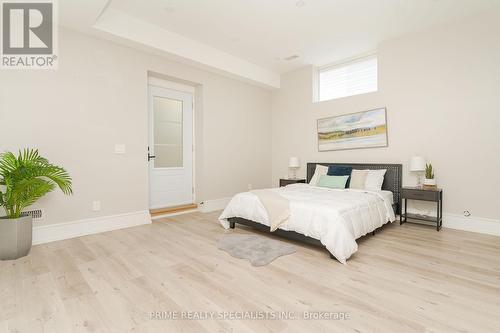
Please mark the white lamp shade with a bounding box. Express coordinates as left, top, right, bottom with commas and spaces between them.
289, 157, 300, 168
410, 156, 426, 171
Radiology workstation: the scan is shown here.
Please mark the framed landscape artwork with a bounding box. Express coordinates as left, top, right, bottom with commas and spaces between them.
317, 108, 388, 151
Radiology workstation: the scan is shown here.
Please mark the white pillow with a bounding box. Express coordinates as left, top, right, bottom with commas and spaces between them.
364, 169, 387, 191
349, 169, 369, 189
309, 165, 329, 186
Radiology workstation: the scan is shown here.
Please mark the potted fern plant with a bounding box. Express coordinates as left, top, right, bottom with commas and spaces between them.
423, 163, 436, 187
0, 149, 72, 260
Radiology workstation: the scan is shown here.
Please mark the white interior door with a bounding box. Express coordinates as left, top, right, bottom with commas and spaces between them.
148, 86, 193, 209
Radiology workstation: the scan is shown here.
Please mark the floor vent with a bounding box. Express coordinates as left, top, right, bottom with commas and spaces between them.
23, 209, 43, 220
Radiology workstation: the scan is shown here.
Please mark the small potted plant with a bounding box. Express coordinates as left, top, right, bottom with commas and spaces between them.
423, 163, 436, 188
0, 149, 72, 260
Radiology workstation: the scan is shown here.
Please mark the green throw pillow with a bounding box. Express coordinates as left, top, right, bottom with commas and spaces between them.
317, 175, 349, 189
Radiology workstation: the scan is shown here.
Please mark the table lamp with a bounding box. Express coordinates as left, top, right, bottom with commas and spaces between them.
410, 156, 426, 187
289, 157, 300, 179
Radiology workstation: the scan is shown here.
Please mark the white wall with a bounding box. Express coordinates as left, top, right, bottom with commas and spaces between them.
271, 12, 500, 221
0, 28, 272, 226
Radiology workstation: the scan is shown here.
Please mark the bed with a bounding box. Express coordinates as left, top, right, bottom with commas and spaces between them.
219, 163, 402, 263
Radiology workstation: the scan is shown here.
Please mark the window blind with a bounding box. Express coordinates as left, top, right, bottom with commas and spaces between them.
319, 54, 377, 101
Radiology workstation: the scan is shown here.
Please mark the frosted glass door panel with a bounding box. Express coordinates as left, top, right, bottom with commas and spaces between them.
153, 96, 183, 168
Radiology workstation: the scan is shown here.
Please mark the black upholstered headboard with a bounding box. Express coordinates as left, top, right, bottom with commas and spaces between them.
306, 162, 402, 214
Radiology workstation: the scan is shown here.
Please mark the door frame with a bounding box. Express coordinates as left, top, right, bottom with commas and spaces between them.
147, 78, 196, 209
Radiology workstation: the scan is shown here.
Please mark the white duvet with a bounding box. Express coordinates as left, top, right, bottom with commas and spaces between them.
219, 183, 395, 264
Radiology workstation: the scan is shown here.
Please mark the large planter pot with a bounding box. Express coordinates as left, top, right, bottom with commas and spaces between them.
424, 178, 437, 186
0, 215, 33, 260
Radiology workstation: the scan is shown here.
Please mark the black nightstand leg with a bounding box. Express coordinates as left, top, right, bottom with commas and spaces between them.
436, 200, 440, 231
399, 201, 403, 224
404, 198, 407, 223
441, 192, 443, 230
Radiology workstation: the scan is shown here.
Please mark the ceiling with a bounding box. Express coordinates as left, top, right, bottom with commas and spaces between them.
60, 0, 500, 88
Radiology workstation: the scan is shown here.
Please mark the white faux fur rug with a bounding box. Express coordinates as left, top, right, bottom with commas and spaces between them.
217, 234, 297, 266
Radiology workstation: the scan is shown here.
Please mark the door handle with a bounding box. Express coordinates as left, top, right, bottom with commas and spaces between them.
147, 147, 156, 161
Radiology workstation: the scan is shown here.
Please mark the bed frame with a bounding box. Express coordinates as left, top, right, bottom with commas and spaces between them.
227, 162, 402, 259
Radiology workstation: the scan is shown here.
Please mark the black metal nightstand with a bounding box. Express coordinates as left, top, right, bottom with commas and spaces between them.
279, 178, 306, 187
400, 187, 443, 231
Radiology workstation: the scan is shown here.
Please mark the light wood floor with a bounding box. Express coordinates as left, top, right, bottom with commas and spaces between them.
1, 211, 499, 333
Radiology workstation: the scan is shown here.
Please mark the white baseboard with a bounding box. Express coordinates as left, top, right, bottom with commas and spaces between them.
443, 214, 500, 236
33, 210, 152, 245
199, 197, 231, 213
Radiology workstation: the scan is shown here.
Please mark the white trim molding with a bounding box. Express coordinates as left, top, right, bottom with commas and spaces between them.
199, 197, 231, 213
148, 76, 196, 94
443, 214, 500, 236
33, 210, 152, 245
